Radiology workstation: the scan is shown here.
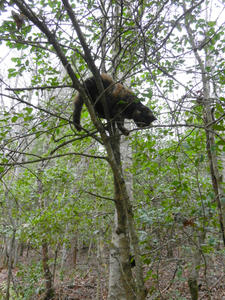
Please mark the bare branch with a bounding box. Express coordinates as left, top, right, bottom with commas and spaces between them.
0, 152, 107, 167
6, 85, 73, 91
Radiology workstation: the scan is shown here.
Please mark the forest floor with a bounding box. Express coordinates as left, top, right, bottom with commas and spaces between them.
0, 249, 225, 299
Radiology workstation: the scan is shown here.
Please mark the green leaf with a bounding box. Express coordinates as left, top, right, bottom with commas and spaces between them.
23, 107, 33, 114
8, 68, 18, 78
221, 197, 225, 204
11, 116, 19, 123
207, 21, 216, 27
212, 124, 224, 131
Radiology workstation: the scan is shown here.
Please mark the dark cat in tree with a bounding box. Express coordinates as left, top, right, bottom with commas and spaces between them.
73, 73, 156, 135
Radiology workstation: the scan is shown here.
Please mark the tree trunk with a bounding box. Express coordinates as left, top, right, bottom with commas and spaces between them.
183, 1, 225, 246
42, 241, 54, 300
108, 134, 136, 300
71, 237, 77, 268
6, 229, 16, 300
187, 232, 204, 300
37, 165, 54, 299
0, 238, 9, 268
108, 133, 146, 300
188, 277, 198, 300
